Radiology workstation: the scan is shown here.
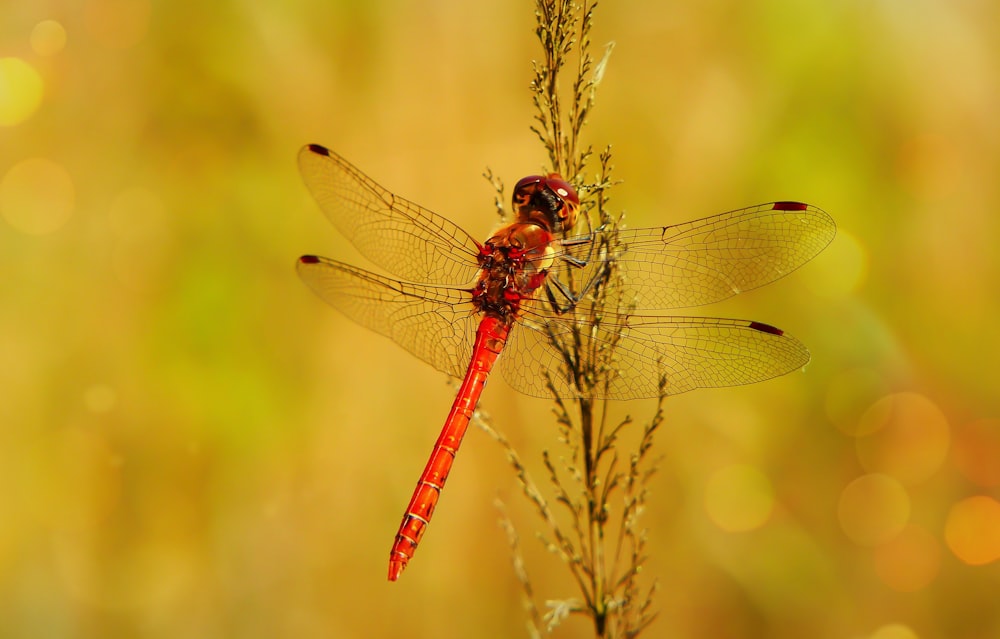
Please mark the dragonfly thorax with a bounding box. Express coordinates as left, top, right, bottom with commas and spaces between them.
473, 221, 557, 319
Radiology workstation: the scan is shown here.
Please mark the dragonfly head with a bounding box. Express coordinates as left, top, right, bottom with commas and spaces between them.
512, 174, 579, 232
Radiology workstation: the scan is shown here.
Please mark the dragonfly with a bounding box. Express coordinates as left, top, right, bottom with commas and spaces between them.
296, 143, 836, 581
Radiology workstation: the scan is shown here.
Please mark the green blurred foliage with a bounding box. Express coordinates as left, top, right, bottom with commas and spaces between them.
1, 1, 998, 638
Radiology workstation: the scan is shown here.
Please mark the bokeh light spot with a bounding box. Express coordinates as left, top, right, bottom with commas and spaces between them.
854, 389, 895, 437
84, 385, 117, 414
84, 0, 152, 50
824, 367, 888, 436
944, 496, 1000, 566
30, 20, 68, 57
855, 392, 950, 485
838, 473, 910, 546
0, 57, 44, 126
870, 623, 919, 639
873, 524, 941, 592
952, 418, 1000, 488
704, 464, 775, 532
0, 158, 75, 235
108, 187, 171, 290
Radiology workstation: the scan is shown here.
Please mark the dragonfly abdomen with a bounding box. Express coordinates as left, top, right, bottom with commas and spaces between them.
387, 315, 512, 581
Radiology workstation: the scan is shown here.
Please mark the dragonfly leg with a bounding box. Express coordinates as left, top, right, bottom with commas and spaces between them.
544, 257, 614, 314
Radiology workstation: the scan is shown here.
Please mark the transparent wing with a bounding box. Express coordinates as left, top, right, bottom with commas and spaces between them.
299, 144, 483, 285
498, 310, 810, 400
300, 256, 811, 400
297, 255, 476, 379
554, 202, 836, 310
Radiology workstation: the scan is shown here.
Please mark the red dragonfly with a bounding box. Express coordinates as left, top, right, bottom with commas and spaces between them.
296, 143, 835, 581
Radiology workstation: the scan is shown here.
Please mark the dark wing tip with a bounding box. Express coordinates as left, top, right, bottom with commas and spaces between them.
771, 201, 809, 211
305, 143, 331, 156
299, 255, 321, 264
748, 321, 784, 336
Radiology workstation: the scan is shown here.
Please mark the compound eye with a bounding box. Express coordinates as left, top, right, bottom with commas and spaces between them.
511, 173, 579, 231
543, 174, 579, 229
543, 175, 580, 207
512, 175, 545, 204
514, 175, 546, 191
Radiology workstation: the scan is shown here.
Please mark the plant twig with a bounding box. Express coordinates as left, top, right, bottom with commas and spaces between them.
485, 2, 666, 637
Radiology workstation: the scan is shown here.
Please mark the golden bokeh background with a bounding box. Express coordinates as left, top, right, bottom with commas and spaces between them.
2, 1, 999, 637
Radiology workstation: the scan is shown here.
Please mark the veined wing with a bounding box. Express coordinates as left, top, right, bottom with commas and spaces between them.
299, 145, 483, 285
498, 310, 810, 400
554, 202, 836, 310
297, 255, 477, 379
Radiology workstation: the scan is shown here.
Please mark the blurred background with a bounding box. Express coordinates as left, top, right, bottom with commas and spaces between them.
2, 1, 998, 637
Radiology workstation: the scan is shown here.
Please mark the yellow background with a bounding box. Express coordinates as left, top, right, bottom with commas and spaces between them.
2, 1, 998, 637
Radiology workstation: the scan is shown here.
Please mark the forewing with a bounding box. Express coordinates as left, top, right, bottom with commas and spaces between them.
556, 202, 836, 310
499, 311, 810, 400
297, 256, 476, 379
299, 145, 483, 285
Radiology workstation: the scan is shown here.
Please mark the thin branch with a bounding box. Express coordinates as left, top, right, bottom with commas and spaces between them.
492, 2, 666, 637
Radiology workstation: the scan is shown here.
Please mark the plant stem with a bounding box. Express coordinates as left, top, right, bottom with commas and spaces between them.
483, 2, 663, 636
